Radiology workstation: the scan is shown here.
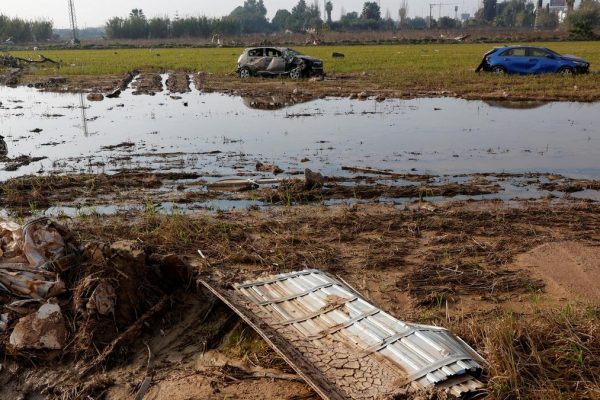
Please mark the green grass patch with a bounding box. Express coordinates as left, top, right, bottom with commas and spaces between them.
10, 42, 600, 76
8, 42, 600, 99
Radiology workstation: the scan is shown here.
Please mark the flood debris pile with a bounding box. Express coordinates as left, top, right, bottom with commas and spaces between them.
203, 270, 487, 400
1, 54, 59, 86
0, 218, 75, 352
0, 217, 191, 382
258, 172, 502, 205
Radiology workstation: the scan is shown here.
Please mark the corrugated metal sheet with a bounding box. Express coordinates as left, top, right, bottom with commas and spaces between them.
233, 269, 486, 399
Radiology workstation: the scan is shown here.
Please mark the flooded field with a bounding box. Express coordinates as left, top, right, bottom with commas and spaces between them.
1, 78, 600, 212
3, 47, 600, 400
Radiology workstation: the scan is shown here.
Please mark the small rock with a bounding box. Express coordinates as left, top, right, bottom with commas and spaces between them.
357, 91, 368, 100
9, 301, 67, 350
301, 157, 310, 163
292, 88, 299, 95
375, 95, 386, 102
87, 93, 104, 102
29, 128, 43, 133
256, 161, 283, 175
305, 168, 324, 189
349, 93, 358, 100
332, 52, 345, 58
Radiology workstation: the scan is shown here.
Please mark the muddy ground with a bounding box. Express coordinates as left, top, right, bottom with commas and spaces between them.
1, 193, 599, 399
2, 63, 600, 399
8, 69, 600, 103
2, 170, 600, 216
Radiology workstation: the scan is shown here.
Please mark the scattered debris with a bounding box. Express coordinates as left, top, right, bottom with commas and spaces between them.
87, 93, 104, 102
0, 218, 72, 300
332, 52, 345, 58
100, 141, 135, 151
202, 269, 487, 400
304, 168, 324, 189
256, 161, 283, 175
206, 178, 282, 192
207, 178, 259, 192
106, 88, 121, 99
30, 76, 67, 89
341, 165, 432, 181
9, 300, 67, 350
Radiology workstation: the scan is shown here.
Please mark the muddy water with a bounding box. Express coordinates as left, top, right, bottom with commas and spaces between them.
1, 83, 599, 181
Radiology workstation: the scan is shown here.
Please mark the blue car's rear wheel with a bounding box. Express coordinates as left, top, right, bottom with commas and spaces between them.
559, 67, 574, 76
492, 65, 506, 75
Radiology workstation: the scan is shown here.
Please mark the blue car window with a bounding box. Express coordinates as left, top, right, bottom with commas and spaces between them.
501, 48, 526, 57
528, 48, 548, 57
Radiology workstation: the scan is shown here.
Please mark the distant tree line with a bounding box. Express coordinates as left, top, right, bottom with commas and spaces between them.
103, 0, 600, 40
0, 15, 53, 43
104, 0, 398, 39
469, 0, 600, 37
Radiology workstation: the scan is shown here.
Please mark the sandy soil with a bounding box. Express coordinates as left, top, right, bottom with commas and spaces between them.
516, 241, 600, 305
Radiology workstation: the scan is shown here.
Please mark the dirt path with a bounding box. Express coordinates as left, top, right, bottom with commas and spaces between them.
515, 241, 600, 304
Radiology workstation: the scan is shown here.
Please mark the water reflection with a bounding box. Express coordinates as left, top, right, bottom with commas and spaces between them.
484, 100, 548, 110
0, 85, 599, 180
241, 95, 312, 110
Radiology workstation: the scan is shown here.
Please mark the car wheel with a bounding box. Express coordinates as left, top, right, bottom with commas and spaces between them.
239, 67, 251, 79
492, 66, 506, 75
289, 67, 302, 80
560, 67, 574, 76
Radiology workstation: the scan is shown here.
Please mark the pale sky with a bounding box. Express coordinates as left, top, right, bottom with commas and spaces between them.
1, 1, 481, 28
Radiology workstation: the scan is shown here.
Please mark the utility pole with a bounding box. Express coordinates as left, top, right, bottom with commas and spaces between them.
429, 3, 459, 28
67, 0, 80, 44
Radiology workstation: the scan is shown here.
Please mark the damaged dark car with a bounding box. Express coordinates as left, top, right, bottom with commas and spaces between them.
237, 47, 324, 80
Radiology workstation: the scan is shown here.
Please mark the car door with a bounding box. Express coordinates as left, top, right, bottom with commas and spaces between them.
249, 48, 272, 74
500, 48, 529, 73
266, 48, 286, 73
527, 48, 558, 74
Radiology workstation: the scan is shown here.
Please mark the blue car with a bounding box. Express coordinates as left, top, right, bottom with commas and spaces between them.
476, 46, 590, 75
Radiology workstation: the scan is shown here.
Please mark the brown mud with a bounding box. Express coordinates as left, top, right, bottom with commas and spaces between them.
11, 69, 600, 102
132, 72, 164, 95
4, 170, 596, 216
1, 199, 599, 399
165, 71, 191, 94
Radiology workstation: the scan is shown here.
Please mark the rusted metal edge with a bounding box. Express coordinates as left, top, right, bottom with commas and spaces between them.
199, 279, 349, 400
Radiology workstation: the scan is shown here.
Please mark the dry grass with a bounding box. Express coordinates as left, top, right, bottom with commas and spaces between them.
439, 306, 600, 400
26, 201, 598, 399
